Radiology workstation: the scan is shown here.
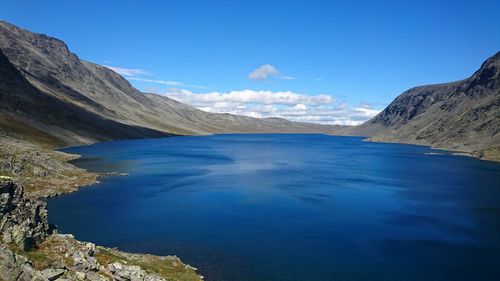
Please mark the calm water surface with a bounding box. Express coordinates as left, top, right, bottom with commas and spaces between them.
48, 134, 500, 281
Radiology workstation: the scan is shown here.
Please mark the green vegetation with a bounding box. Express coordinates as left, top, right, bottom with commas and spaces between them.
11, 234, 203, 281
95, 247, 202, 281
0, 138, 98, 198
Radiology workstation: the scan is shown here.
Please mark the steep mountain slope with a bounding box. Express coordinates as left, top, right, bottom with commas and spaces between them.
0, 20, 341, 148
0, 48, 168, 146
349, 52, 500, 161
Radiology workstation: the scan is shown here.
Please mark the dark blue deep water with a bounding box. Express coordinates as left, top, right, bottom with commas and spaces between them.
48, 134, 500, 281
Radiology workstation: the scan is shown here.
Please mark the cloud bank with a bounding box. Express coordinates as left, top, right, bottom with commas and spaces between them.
161, 89, 379, 125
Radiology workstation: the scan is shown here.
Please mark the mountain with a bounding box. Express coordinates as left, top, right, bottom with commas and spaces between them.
0, 20, 341, 148
347, 52, 500, 161
2, 20, 498, 161
0, 47, 170, 146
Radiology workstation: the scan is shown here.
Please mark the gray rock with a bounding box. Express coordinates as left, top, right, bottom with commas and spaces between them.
107, 262, 149, 281
75, 271, 86, 280
68, 247, 99, 271
0, 244, 47, 281
41, 268, 65, 280
85, 272, 109, 281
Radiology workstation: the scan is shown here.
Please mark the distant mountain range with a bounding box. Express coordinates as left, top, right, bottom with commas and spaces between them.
344, 51, 499, 161
0, 20, 341, 147
0, 20, 498, 161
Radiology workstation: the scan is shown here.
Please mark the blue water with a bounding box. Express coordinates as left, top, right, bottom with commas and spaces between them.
48, 134, 500, 281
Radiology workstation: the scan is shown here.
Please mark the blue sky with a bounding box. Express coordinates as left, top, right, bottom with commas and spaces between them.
1, 0, 499, 124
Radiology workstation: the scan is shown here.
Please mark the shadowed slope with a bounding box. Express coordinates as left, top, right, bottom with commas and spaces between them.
0, 48, 169, 147
347, 52, 500, 161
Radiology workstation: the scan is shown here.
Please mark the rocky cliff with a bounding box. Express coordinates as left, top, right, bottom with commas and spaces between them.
0, 181, 53, 251
0, 181, 203, 281
347, 52, 500, 161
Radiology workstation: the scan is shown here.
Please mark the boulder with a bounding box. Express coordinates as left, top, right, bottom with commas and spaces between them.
107, 262, 149, 281
41, 268, 65, 280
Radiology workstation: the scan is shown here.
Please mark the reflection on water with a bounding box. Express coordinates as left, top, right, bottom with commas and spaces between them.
50, 134, 500, 281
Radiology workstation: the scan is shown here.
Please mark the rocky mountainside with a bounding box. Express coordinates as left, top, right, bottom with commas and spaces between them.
0, 47, 166, 147
347, 52, 500, 161
0, 181, 203, 281
0, 20, 341, 148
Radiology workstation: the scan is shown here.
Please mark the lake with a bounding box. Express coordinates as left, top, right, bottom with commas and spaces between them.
48, 134, 500, 281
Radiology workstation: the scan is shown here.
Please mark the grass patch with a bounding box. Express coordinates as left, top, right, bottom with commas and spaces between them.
24, 250, 51, 269
95, 247, 202, 281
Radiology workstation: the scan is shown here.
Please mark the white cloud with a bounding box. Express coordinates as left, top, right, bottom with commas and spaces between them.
129, 77, 182, 86
103, 65, 151, 77
294, 104, 307, 110
158, 88, 380, 125
247, 64, 295, 81
280, 75, 296, 80
165, 89, 333, 106
128, 77, 208, 89
103, 65, 208, 89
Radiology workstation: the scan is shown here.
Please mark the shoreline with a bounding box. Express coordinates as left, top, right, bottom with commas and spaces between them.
0, 135, 205, 281
49, 133, 500, 201
358, 136, 500, 163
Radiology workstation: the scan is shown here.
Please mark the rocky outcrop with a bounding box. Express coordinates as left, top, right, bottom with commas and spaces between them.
0, 181, 55, 281
0, 182, 203, 281
0, 181, 53, 251
0, 244, 43, 281
0, 236, 186, 281
0, 233, 202, 281
107, 262, 160, 281
0, 138, 98, 198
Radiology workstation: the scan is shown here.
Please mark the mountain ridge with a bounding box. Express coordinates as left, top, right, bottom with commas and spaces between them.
346, 51, 500, 161
0, 20, 498, 162
0, 20, 343, 148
